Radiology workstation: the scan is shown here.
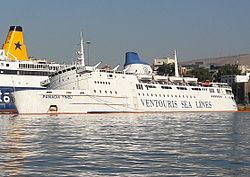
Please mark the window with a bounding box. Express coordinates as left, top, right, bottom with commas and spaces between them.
209, 88, 215, 93
177, 87, 187, 90
191, 87, 201, 91
161, 86, 172, 89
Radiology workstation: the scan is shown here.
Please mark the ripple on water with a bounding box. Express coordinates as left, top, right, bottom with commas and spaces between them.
0, 112, 249, 176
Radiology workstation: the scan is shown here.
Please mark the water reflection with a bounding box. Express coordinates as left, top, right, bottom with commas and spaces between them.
0, 112, 249, 176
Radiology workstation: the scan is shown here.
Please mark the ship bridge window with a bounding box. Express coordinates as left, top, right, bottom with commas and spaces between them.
161, 86, 172, 89
191, 87, 201, 91
145, 85, 156, 89
177, 87, 187, 90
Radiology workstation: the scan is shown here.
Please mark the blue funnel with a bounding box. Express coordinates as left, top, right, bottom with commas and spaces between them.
124, 52, 149, 67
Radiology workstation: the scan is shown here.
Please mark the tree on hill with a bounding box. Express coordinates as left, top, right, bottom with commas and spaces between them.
216, 64, 242, 81
187, 67, 212, 82
218, 64, 241, 75
157, 63, 175, 76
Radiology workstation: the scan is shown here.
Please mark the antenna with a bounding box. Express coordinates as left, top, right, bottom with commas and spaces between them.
77, 32, 85, 66
174, 50, 179, 77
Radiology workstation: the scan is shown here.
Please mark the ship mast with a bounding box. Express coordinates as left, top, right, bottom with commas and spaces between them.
174, 50, 179, 77
77, 32, 85, 66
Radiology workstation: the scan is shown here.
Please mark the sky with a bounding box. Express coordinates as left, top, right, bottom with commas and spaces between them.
0, 0, 250, 66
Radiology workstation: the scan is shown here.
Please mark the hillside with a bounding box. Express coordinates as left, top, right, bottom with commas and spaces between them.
180, 54, 250, 66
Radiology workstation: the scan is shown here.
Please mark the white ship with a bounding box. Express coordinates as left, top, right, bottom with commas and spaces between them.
0, 26, 66, 113
13, 33, 238, 114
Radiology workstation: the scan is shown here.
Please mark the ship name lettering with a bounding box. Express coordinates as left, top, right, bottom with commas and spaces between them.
195, 100, 212, 108
141, 99, 177, 108
42, 94, 60, 99
62, 95, 73, 99
0, 90, 10, 103
181, 100, 192, 108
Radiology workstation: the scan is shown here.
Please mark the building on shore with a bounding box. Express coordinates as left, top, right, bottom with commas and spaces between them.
221, 73, 250, 104
153, 57, 175, 71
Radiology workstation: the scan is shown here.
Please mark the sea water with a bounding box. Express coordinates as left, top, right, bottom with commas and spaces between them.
0, 112, 249, 176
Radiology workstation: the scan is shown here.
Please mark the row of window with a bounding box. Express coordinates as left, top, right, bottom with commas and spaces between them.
51, 66, 76, 76
136, 84, 224, 94
138, 92, 196, 99
211, 95, 223, 98
94, 90, 117, 94
0, 69, 50, 76
19, 64, 59, 70
94, 81, 111, 85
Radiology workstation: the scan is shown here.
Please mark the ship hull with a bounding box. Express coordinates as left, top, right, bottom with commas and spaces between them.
13, 89, 238, 114
0, 86, 45, 113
